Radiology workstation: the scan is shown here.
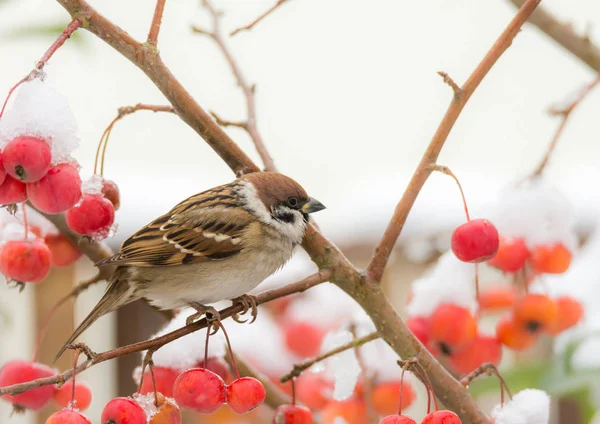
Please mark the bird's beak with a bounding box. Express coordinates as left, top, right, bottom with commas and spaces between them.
302, 198, 326, 214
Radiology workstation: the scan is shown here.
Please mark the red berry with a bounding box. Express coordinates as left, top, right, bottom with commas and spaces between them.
547, 296, 584, 335
0, 239, 51, 283
196, 357, 230, 382
0, 360, 55, 410
530, 243, 572, 274
421, 410, 462, 423
27, 163, 81, 214
370, 381, 416, 416
3, 136, 51, 182
44, 233, 82, 267
227, 377, 266, 414
65, 194, 115, 239
101, 179, 121, 211
46, 409, 91, 424
407, 316, 430, 346
173, 368, 226, 413
273, 404, 314, 424
139, 366, 179, 398
0, 175, 27, 205
428, 304, 477, 355
101, 397, 146, 424
496, 315, 536, 350
322, 399, 366, 424
513, 294, 557, 333
380, 416, 417, 424
487, 237, 529, 273
478, 286, 516, 311
0, 153, 7, 186
283, 320, 325, 358
451, 219, 499, 263
449, 335, 502, 375
150, 393, 182, 424
295, 373, 332, 410
52, 380, 92, 411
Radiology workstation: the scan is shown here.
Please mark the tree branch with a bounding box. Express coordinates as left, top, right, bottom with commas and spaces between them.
147, 0, 167, 46
0, 270, 331, 397
230, 0, 291, 37
366, 0, 542, 283
507, 0, 600, 72
532, 74, 600, 176
192, 1, 277, 171
280, 331, 379, 383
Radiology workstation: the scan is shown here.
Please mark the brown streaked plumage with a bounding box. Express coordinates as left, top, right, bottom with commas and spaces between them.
56, 172, 325, 360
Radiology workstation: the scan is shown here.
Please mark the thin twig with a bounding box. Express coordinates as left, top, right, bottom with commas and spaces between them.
147, 0, 167, 46
437, 72, 462, 98
280, 331, 378, 383
532, 75, 600, 176
0, 270, 331, 396
366, 0, 542, 283
193, 1, 277, 171
230, 0, 291, 37
460, 363, 512, 405
507, 0, 600, 72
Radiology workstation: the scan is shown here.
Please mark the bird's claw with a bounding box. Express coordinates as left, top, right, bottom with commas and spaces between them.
231, 294, 259, 324
186, 303, 221, 326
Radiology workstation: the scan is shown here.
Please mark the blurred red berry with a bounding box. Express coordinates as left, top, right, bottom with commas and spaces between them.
379, 416, 417, 424
101, 179, 121, 211
530, 243, 572, 274
406, 316, 430, 346
295, 373, 332, 410
0, 239, 51, 283
513, 294, 557, 334
44, 233, 82, 267
547, 296, 584, 335
46, 409, 91, 424
370, 381, 416, 416
487, 237, 529, 273
428, 304, 477, 355
283, 320, 325, 358
139, 366, 179, 398
273, 404, 314, 424
496, 315, 536, 350
0, 360, 55, 410
449, 335, 502, 375
53, 380, 92, 411
421, 410, 462, 423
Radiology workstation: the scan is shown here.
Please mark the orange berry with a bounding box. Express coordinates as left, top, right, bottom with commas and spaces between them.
478, 286, 517, 311
428, 304, 478, 355
449, 335, 502, 375
150, 394, 182, 424
530, 243, 572, 274
547, 296, 584, 335
322, 398, 367, 424
513, 294, 557, 333
369, 381, 416, 416
487, 237, 529, 273
496, 315, 536, 350
295, 373, 333, 410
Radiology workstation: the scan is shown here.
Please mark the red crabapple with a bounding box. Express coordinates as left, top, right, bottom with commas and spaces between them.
451, 219, 499, 263
196, 357, 230, 382
530, 243, 572, 274
0, 360, 55, 410
0, 153, 6, 186
149, 393, 182, 424
380, 416, 417, 424
65, 194, 115, 239
370, 381, 416, 416
273, 404, 314, 424
139, 366, 179, 398
495, 315, 536, 350
547, 296, 583, 335
27, 163, 81, 214
449, 335, 502, 375
428, 304, 477, 355
283, 320, 325, 358
406, 316, 430, 346
321, 398, 367, 424
3, 136, 51, 182
421, 410, 462, 423
173, 368, 226, 413
295, 373, 333, 410
52, 380, 92, 411
46, 409, 91, 424
227, 377, 266, 414
101, 397, 146, 424
0, 239, 51, 283
0, 175, 27, 205
513, 294, 557, 333
101, 179, 121, 211
44, 233, 82, 267
487, 237, 529, 273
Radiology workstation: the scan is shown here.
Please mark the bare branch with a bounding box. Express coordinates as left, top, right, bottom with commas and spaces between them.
507, 0, 600, 72
532, 74, 600, 176
147, 0, 167, 46
210, 111, 247, 129
366, 0, 542, 283
0, 270, 331, 397
230, 0, 291, 37
437, 71, 462, 98
280, 332, 379, 383
193, 1, 277, 171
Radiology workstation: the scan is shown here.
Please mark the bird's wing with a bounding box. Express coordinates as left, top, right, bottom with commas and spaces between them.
96, 185, 255, 267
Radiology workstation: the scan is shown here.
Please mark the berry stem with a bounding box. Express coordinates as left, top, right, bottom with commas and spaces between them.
213, 321, 241, 379
203, 324, 210, 368
148, 360, 160, 407
291, 378, 296, 406
430, 165, 470, 221
71, 348, 81, 405
21, 203, 29, 240
474, 264, 481, 313
398, 366, 406, 415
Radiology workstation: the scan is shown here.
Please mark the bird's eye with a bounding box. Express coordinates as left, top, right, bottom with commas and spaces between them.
286, 197, 299, 208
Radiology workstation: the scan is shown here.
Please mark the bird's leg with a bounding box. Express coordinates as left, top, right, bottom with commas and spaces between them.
231, 294, 259, 324
186, 302, 221, 326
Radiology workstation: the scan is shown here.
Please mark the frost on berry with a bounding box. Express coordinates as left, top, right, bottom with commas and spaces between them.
491, 389, 550, 424
0, 79, 80, 163
0, 239, 51, 283
3, 135, 51, 182
27, 163, 82, 214
65, 194, 115, 239
0, 360, 55, 410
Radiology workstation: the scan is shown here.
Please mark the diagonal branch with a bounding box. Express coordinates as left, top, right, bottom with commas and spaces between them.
508, 0, 600, 72
0, 270, 331, 397
192, 0, 277, 172
230, 0, 291, 37
147, 0, 167, 46
366, 0, 542, 283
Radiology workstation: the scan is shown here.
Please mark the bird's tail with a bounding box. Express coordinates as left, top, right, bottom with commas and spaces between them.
55, 272, 133, 361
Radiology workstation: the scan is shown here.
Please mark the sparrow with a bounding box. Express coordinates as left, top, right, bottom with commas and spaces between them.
56, 172, 325, 359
